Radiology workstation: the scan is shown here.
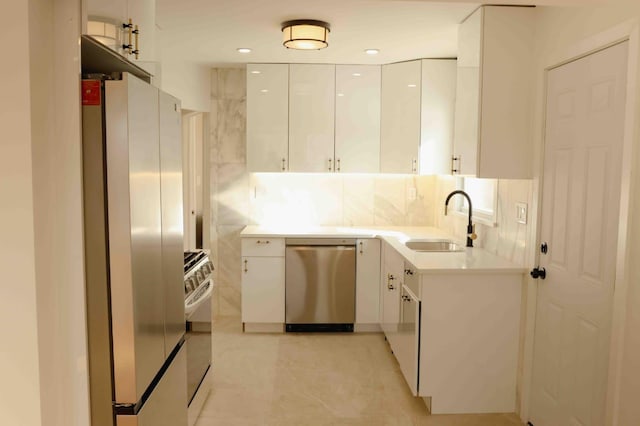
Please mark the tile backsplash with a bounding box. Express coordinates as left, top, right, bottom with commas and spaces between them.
209, 67, 533, 317
249, 173, 437, 228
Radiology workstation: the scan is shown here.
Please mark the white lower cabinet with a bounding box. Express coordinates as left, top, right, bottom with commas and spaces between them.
418, 272, 522, 413
355, 239, 381, 327
394, 260, 421, 397
380, 244, 404, 351
378, 242, 522, 413
241, 237, 286, 324
241, 256, 285, 323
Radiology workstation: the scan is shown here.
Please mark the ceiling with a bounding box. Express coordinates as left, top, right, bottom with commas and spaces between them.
156, 0, 615, 66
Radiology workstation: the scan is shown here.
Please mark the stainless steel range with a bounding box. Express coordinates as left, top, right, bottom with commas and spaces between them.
184, 250, 214, 318
183, 250, 214, 425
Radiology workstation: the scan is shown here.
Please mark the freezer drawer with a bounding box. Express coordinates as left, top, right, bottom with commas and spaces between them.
285, 241, 356, 329
117, 342, 188, 426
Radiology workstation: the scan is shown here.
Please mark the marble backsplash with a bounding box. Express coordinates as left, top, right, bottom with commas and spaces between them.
209, 67, 533, 319
249, 173, 437, 228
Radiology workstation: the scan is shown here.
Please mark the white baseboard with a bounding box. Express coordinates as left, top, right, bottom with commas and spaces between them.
354, 323, 382, 333
243, 322, 285, 333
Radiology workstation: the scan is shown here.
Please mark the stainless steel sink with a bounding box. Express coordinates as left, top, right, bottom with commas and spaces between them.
404, 239, 463, 252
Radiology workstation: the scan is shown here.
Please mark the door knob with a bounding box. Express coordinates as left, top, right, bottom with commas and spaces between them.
530, 267, 546, 280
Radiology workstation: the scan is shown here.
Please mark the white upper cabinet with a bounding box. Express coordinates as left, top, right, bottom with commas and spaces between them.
420, 59, 457, 175
381, 60, 422, 174
453, 6, 535, 178
289, 64, 336, 173
335, 65, 381, 173
246, 64, 289, 172
85, 0, 156, 64
127, 0, 156, 63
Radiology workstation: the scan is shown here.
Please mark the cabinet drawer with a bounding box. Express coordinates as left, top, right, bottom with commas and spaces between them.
241, 238, 285, 256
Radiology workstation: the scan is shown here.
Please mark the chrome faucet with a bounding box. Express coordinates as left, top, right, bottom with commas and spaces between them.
444, 190, 477, 248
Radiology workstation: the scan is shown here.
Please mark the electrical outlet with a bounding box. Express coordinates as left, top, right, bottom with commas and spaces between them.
408, 187, 417, 201
516, 202, 528, 224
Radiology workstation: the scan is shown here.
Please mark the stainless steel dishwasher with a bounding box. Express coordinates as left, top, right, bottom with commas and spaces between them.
285, 238, 356, 332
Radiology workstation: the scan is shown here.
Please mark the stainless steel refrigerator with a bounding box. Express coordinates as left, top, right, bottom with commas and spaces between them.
82, 72, 187, 426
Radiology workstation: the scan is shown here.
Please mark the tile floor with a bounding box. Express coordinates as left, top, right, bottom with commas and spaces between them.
195, 316, 524, 426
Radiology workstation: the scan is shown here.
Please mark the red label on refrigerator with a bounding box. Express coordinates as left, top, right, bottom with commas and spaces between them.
82, 80, 101, 106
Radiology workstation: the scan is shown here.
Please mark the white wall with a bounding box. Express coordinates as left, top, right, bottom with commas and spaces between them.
0, 0, 90, 425
161, 60, 211, 112
0, 2, 43, 425
30, 0, 91, 424
530, 5, 640, 425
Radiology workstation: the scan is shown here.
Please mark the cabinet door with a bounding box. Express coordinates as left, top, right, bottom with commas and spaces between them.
241, 256, 285, 323
395, 285, 420, 396
477, 6, 534, 178
453, 7, 482, 176
128, 0, 156, 63
355, 239, 381, 324
380, 60, 421, 174
289, 64, 335, 172
335, 65, 381, 173
420, 59, 457, 175
247, 64, 289, 172
381, 245, 403, 349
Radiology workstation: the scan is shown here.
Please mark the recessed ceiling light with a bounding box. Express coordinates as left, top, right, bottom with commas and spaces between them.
408, 84, 417, 88
237, 48, 251, 53
260, 89, 269, 93
365, 49, 379, 55
352, 73, 361, 77
251, 70, 261, 74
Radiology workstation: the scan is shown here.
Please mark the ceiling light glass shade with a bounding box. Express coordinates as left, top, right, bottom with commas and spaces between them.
282, 20, 330, 50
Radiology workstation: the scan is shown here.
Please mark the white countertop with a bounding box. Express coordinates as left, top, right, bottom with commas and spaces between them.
241, 225, 525, 275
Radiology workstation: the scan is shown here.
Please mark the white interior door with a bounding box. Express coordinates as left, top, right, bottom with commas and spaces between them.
530, 41, 628, 426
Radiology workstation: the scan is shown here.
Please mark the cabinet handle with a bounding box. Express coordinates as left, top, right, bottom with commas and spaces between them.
404, 269, 414, 276
281, 158, 286, 171
359, 241, 363, 255
328, 158, 333, 171
336, 158, 341, 172
412, 158, 417, 173
387, 274, 395, 290
244, 259, 248, 273
451, 156, 460, 174
256, 240, 270, 244
122, 19, 133, 54
132, 24, 139, 59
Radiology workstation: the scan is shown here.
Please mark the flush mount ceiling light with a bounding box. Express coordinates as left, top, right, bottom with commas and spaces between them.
281, 20, 330, 50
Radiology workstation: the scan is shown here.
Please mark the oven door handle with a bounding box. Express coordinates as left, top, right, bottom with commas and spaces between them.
185, 278, 214, 318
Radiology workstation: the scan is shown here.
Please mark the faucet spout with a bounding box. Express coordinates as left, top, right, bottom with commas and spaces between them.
444, 190, 476, 248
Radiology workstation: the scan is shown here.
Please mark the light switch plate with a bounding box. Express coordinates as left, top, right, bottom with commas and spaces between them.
516, 202, 528, 224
